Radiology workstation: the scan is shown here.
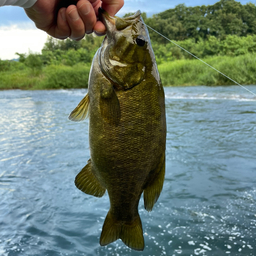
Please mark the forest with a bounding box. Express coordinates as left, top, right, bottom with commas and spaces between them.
1, 0, 256, 89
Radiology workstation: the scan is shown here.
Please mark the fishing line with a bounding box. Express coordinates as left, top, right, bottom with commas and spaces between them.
146, 24, 256, 97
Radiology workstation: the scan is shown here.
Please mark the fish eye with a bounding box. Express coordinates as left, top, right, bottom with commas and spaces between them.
136, 36, 146, 47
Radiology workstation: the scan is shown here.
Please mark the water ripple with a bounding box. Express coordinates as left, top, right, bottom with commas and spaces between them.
0, 87, 255, 255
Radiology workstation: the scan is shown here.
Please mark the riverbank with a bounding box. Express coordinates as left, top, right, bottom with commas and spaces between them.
0, 53, 255, 90
0, 63, 90, 90
158, 53, 256, 86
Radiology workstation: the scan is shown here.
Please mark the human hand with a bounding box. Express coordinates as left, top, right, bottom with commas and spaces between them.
25, 0, 124, 40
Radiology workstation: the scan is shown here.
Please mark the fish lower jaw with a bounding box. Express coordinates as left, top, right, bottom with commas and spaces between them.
109, 58, 128, 67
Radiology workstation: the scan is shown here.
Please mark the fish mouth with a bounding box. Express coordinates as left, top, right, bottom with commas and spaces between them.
98, 7, 115, 30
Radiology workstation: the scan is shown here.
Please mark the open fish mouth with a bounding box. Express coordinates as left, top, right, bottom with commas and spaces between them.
98, 8, 148, 90
98, 7, 116, 28
98, 7, 142, 30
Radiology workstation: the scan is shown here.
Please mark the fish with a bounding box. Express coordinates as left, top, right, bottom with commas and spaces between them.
69, 8, 166, 251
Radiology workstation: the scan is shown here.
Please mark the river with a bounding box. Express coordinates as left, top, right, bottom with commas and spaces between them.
0, 86, 255, 256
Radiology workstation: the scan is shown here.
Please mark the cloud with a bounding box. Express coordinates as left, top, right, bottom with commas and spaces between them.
1, 0, 255, 60
0, 23, 48, 60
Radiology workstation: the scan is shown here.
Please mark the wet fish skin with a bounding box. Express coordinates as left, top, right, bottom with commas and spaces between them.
69, 9, 166, 251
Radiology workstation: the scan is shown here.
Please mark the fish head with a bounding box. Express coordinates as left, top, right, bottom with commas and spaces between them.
99, 8, 158, 90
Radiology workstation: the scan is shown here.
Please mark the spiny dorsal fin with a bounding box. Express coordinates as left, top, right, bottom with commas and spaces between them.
69, 93, 90, 121
143, 153, 165, 211
75, 159, 106, 197
100, 211, 144, 251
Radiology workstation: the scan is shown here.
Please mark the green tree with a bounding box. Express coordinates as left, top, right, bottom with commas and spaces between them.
242, 3, 256, 35
145, 0, 256, 42
15, 53, 26, 63
25, 53, 43, 74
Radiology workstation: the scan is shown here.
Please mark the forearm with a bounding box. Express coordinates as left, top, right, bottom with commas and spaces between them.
0, 0, 37, 8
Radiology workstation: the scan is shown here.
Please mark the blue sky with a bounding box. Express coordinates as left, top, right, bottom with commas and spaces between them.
0, 0, 255, 59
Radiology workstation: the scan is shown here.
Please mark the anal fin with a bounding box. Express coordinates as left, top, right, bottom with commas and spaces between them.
100, 211, 144, 251
69, 93, 89, 121
75, 159, 106, 197
143, 153, 165, 211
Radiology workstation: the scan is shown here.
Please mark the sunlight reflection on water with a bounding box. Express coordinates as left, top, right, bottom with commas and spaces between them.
0, 86, 255, 256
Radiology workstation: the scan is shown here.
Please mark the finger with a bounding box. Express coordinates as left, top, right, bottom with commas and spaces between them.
53, 8, 71, 39
66, 5, 86, 40
77, 0, 97, 34
93, 20, 106, 35
91, 0, 124, 35
101, 0, 124, 16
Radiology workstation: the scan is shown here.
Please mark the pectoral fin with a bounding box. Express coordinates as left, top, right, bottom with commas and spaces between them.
100, 85, 121, 126
75, 159, 106, 197
69, 93, 90, 121
143, 153, 165, 211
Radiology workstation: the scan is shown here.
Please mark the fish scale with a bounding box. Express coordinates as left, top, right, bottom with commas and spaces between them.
69, 8, 166, 251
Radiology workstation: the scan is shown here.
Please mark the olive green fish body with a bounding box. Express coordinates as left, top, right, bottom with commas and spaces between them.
69, 9, 166, 251
90, 54, 165, 209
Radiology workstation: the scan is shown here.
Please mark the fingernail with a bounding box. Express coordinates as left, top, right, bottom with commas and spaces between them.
94, 30, 106, 36
80, 3, 90, 16
68, 9, 79, 21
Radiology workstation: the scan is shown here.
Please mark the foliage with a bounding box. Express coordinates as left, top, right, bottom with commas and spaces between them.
0, 64, 91, 90
0, 69, 41, 89
15, 53, 26, 63
0, 59, 26, 72
158, 53, 256, 86
151, 34, 256, 63
147, 0, 256, 43
1, 54, 256, 89
25, 53, 43, 76
1, 0, 256, 89
41, 34, 102, 66
36, 64, 90, 89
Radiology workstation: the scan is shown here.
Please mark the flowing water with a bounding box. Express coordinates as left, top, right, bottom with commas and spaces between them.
0, 86, 255, 256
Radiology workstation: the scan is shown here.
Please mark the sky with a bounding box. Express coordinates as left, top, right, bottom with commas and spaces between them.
0, 0, 255, 60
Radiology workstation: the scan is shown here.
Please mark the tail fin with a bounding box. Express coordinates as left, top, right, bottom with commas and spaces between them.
100, 211, 144, 251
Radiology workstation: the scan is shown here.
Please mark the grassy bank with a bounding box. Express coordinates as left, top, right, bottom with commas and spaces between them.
0, 63, 90, 90
1, 54, 255, 90
158, 53, 256, 86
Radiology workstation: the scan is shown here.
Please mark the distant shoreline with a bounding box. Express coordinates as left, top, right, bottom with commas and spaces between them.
1, 54, 256, 90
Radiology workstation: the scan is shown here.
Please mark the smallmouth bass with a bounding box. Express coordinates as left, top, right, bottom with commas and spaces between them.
69, 8, 166, 251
